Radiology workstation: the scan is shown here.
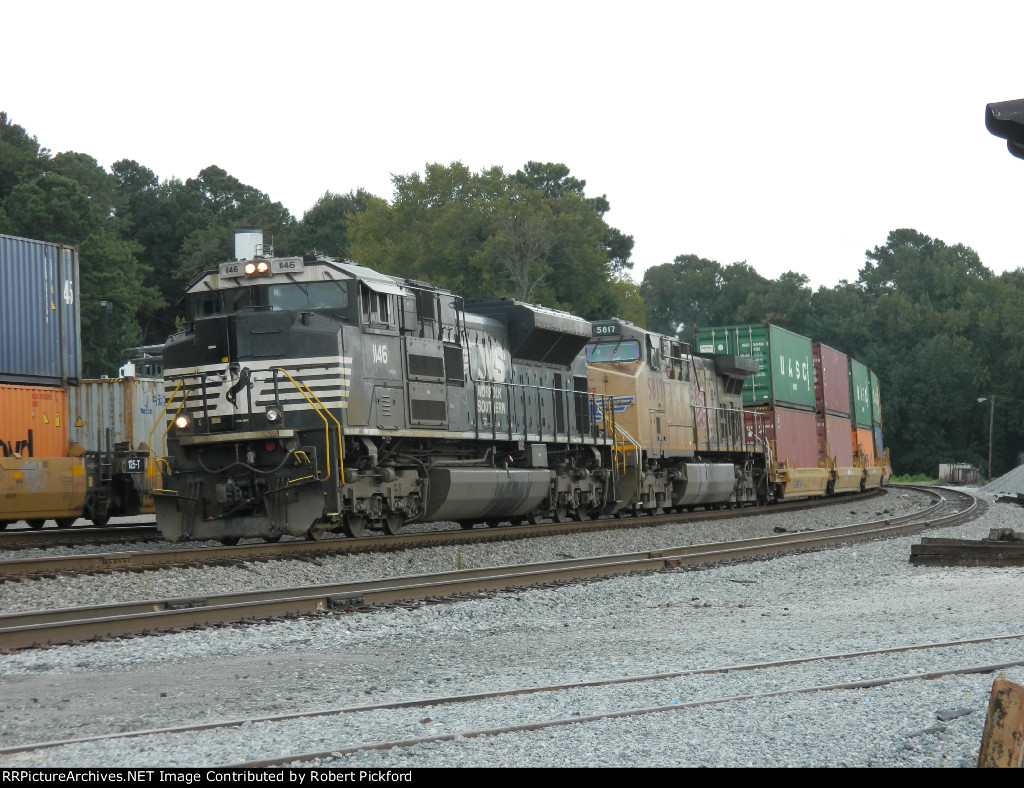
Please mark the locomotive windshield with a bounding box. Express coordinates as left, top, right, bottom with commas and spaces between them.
187, 281, 351, 320
268, 282, 349, 311
586, 340, 641, 363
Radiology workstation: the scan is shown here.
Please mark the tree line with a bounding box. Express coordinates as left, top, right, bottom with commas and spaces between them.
2, 112, 1020, 478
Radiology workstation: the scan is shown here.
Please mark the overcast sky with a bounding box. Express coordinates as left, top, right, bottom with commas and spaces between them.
5, 1, 1023, 289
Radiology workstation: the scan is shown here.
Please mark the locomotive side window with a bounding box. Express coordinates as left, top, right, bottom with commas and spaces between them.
586, 340, 641, 363
361, 287, 392, 326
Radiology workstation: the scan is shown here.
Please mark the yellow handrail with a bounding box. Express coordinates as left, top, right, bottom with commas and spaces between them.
147, 380, 184, 487
272, 368, 345, 486
598, 396, 640, 474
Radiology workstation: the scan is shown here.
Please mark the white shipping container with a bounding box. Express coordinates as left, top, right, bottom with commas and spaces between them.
67, 378, 167, 453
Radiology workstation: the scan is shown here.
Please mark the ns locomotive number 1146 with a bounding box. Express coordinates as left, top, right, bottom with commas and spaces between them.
155, 250, 640, 543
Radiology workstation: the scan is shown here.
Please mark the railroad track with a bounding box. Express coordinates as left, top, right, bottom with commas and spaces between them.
0, 487, 891, 580
1, 632, 1019, 767
0, 523, 160, 550
0, 485, 979, 651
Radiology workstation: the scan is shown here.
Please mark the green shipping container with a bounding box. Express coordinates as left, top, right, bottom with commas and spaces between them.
870, 370, 882, 426
694, 323, 815, 410
849, 358, 872, 428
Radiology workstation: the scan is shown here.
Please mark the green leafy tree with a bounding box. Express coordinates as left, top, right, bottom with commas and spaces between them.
294, 189, 374, 259
0, 112, 48, 202
349, 162, 632, 318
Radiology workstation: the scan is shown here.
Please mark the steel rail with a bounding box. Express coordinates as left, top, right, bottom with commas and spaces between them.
2, 631, 1020, 759
0, 525, 160, 551
0, 487, 978, 651
236, 658, 1024, 768
0, 487, 896, 580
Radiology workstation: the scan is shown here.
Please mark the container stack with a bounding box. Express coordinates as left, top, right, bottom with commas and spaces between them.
0, 234, 82, 460
848, 357, 875, 465
696, 324, 828, 496
812, 343, 860, 493
697, 322, 891, 498
0, 234, 84, 526
0, 234, 163, 528
696, 324, 817, 467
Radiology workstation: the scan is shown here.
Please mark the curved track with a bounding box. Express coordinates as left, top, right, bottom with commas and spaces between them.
0, 487, 890, 580
0, 485, 979, 650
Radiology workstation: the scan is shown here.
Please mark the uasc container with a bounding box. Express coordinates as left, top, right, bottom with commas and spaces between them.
0, 234, 82, 386
0, 383, 70, 458
695, 324, 814, 411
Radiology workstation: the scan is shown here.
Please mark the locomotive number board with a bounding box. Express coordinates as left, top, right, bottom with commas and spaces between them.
592, 323, 621, 336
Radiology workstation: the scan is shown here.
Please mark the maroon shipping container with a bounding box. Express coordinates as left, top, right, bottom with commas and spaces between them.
817, 412, 854, 466
745, 406, 820, 469
812, 342, 851, 416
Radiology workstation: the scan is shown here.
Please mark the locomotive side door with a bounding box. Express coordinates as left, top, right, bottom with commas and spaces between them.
402, 288, 449, 429
359, 281, 405, 430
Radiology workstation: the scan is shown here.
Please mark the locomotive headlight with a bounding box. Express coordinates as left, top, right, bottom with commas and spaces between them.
265, 406, 283, 425
244, 262, 257, 275
256, 260, 270, 274
174, 413, 192, 431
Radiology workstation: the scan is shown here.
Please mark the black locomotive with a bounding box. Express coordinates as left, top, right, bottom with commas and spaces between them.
155, 251, 634, 542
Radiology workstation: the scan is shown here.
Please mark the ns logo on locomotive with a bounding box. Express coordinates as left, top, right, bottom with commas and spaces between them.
153, 231, 889, 544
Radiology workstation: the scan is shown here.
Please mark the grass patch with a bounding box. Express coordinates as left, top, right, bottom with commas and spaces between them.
890, 473, 939, 484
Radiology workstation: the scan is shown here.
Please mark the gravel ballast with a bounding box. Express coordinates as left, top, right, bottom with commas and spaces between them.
1, 486, 1023, 768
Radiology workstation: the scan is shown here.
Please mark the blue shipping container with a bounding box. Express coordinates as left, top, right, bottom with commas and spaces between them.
0, 234, 82, 385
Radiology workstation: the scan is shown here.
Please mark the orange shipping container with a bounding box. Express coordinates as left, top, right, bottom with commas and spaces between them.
0, 384, 69, 459
852, 425, 875, 465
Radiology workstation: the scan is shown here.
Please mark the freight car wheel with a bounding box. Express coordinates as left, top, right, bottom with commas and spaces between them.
0, 521, 7, 530
342, 515, 365, 538
553, 505, 570, 524
220, 537, 240, 546
459, 521, 476, 530
91, 515, 110, 527
56, 518, 76, 528
27, 519, 46, 529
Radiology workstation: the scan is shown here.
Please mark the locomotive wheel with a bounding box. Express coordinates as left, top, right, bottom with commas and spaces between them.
553, 505, 570, 524
56, 518, 76, 528
342, 515, 366, 538
27, 519, 46, 529
382, 514, 403, 536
